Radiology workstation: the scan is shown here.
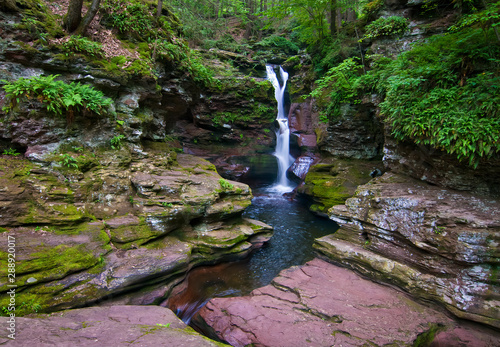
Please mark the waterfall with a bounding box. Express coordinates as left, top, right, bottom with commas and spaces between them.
266, 65, 295, 193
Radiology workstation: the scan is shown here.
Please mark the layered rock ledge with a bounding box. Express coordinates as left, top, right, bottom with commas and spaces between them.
0, 150, 272, 313
197, 258, 499, 346
317, 172, 500, 329
0, 305, 227, 346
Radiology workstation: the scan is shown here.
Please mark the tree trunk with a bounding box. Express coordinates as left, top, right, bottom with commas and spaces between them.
329, 0, 337, 36
74, 0, 101, 35
156, 0, 163, 17
0, 0, 20, 12
65, 0, 84, 32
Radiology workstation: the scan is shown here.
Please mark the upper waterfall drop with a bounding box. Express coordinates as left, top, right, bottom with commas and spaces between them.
266, 65, 295, 193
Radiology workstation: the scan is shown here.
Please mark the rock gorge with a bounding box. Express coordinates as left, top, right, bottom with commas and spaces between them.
0, 0, 499, 346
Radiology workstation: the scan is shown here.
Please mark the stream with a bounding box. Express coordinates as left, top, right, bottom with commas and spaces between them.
165, 65, 338, 331
165, 187, 339, 324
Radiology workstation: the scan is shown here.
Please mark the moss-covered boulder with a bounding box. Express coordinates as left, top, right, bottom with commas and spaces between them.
297, 159, 384, 215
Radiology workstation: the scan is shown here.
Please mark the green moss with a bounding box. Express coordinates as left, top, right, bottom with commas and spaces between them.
107, 218, 161, 249
413, 323, 445, 347
17, 244, 99, 276
303, 171, 352, 212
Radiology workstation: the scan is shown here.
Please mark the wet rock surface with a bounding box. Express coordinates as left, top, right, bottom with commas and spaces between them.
0, 305, 228, 346
197, 258, 500, 346
321, 172, 500, 329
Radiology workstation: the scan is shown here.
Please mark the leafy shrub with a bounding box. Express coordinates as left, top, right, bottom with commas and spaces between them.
377, 28, 500, 167
101, 0, 155, 38
311, 24, 500, 167
363, 16, 409, 40
309, 57, 364, 121
61, 36, 105, 58
2, 75, 112, 121
110, 135, 125, 149
3, 148, 20, 156
254, 35, 300, 55
59, 154, 79, 169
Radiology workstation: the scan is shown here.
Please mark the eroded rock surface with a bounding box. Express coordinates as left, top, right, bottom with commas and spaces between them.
0, 305, 228, 346
319, 172, 500, 329
0, 151, 272, 313
196, 258, 498, 347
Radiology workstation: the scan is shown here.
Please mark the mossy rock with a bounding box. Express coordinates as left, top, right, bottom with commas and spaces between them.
298, 159, 383, 214
0, 222, 110, 294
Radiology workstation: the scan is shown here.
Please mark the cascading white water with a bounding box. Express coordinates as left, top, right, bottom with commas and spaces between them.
266, 65, 295, 193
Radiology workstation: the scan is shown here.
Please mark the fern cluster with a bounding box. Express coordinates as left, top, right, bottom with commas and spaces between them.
310, 24, 500, 168
2, 75, 112, 120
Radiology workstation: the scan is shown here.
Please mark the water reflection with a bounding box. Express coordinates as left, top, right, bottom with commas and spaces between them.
165, 190, 338, 323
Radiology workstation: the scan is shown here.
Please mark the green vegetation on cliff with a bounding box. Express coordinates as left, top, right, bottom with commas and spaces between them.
308, 0, 500, 168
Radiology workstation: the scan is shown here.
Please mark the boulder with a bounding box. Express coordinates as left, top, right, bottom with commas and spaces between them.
0, 151, 272, 314
318, 102, 384, 160
296, 158, 384, 215
383, 131, 500, 197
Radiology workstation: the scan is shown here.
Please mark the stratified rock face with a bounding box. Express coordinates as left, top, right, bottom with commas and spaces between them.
197, 258, 500, 347
319, 172, 500, 329
318, 103, 384, 160
0, 305, 227, 346
383, 132, 500, 197
0, 151, 273, 313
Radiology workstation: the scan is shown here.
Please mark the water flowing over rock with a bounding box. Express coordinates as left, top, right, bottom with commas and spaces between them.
197, 258, 499, 346
266, 65, 295, 192
318, 172, 500, 329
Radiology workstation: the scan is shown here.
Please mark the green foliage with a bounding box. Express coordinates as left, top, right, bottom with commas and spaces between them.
363, 16, 409, 40
1, 298, 42, 317
254, 35, 300, 55
359, 0, 385, 22
311, 22, 500, 168
101, 0, 157, 39
219, 178, 234, 190
3, 148, 20, 156
448, 1, 500, 43
1, 75, 112, 119
110, 135, 125, 149
59, 154, 79, 169
310, 57, 364, 121
377, 28, 500, 167
61, 36, 105, 58
261, 0, 330, 46
212, 112, 239, 127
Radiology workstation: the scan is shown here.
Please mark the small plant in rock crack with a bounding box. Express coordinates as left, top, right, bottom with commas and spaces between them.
219, 178, 234, 190
2, 148, 20, 156
110, 135, 125, 149
59, 154, 78, 169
